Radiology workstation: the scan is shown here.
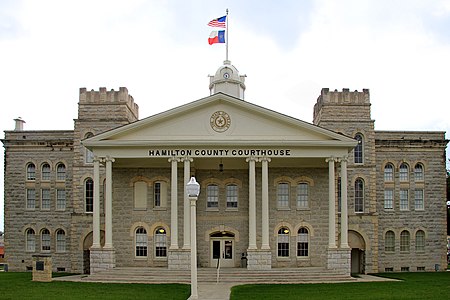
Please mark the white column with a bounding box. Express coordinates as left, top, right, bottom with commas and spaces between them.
246, 157, 257, 250
183, 157, 193, 249
92, 157, 101, 248
169, 157, 179, 250
261, 157, 271, 250
340, 156, 349, 248
104, 157, 114, 249
327, 157, 337, 248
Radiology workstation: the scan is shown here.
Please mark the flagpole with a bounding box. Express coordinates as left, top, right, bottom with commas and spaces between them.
226, 8, 229, 62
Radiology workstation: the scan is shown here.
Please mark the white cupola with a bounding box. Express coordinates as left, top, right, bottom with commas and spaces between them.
209, 60, 246, 100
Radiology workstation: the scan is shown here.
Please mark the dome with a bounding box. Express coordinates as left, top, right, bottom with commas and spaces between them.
209, 60, 246, 100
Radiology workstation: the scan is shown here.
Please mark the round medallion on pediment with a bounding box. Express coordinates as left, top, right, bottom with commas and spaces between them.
210, 111, 231, 133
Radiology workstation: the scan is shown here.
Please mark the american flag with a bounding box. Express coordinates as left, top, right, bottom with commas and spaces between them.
207, 15, 226, 28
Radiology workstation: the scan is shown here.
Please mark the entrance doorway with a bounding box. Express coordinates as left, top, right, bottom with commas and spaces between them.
82, 231, 105, 274
348, 230, 366, 274
210, 232, 235, 268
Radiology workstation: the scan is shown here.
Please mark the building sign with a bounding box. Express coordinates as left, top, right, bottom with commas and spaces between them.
148, 149, 291, 157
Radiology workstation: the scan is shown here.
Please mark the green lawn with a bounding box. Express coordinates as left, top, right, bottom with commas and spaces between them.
230, 272, 450, 300
0, 272, 190, 300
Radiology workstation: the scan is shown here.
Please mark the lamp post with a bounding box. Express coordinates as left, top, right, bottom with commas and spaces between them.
186, 176, 200, 300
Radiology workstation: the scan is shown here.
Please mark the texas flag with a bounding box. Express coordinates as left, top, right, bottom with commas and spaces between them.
208, 30, 225, 45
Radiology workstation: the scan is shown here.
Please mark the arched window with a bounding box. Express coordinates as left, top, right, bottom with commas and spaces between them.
277, 227, 290, 257
277, 183, 290, 208
26, 228, 36, 252
41, 229, 51, 251
85, 178, 94, 213
135, 227, 148, 257
415, 230, 425, 251
414, 163, 424, 182
84, 132, 94, 163
27, 163, 36, 180
399, 163, 409, 182
384, 163, 394, 182
207, 184, 219, 208
155, 227, 167, 257
41, 163, 51, 181
297, 183, 309, 209
56, 229, 66, 252
226, 184, 238, 208
297, 228, 309, 257
400, 230, 410, 252
354, 133, 363, 164
56, 163, 66, 181
354, 178, 364, 213
385, 231, 395, 252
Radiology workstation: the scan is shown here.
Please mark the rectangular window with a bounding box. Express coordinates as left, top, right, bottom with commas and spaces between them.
337, 177, 342, 213
354, 179, 364, 213
226, 185, 238, 208
277, 183, 290, 208
56, 189, 66, 210
155, 234, 167, 257
85, 148, 94, 164
296, 183, 309, 209
401, 267, 410, 272
400, 189, 409, 211
26, 189, 36, 210
41, 189, 51, 210
385, 267, 394, 272
384, 189, 394, 209
207, 185, 219, 208
42, 232, 51, 251
414, 189, 424, 210
277, 236, 289, 257
56, 232, 66, 252
154, 182, 161, 207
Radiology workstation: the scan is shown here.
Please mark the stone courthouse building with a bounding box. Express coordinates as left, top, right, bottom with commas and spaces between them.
2, 61, 448, 275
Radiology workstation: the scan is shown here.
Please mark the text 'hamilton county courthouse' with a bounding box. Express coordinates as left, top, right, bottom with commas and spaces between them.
2, 61, 448, 276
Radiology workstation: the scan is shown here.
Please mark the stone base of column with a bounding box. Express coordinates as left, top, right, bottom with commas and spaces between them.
246, 249, 272, 270
168, 249, 191, 270
327, 248, 351, 274
90, 247, 116, 274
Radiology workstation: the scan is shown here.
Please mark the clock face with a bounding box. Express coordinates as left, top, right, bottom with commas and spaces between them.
210, 111, 231, 132
223, 72, 230, 79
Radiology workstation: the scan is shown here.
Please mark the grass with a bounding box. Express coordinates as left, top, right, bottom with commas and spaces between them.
0, 272, 190, 300
230, 272, 450, 300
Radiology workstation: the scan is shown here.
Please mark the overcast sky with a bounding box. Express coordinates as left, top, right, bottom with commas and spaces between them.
1, 0, 450, 231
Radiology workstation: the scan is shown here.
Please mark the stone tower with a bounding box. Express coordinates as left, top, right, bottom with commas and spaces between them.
313, 88, 379, 272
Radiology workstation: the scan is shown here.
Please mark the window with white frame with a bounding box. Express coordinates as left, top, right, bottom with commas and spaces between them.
85, 178, 93, 213
400, 230, 410, 252
26, 228, 36, 252
41, 163, 51, 181
84, 133, 94, 163
354, 133, 363, 164
56, 189, 66, 210
27, 163, 36, 180
384, 163, 394, 182
384, 189, 394, 209
415, 189, 424, 210
414, 163, 424, 182
226, 184, 238, 208
155, 227, 167, 257
399, 163, 409, 182
207, 184, 219, 208
296, 183, 309, 209
400, 189, 409, 211
354, 178, 364, 213
415, 230, 425, 251
41, 188, 51, 210
41, 229, 51, 251
297, 227, 309, 257
56, 163, 66, 181
154, 182, 161, 207
26, 189, 36, 210
135, 227, 148, 257
277, 227, 290, 257
56, 229, 66, 252
277, 183, 290, 208
385, 231, 395, 252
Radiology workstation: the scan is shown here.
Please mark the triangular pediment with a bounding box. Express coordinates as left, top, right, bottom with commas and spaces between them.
84, 93, 356, 148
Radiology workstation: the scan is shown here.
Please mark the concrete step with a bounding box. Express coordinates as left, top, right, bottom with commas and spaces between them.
82, 267, 354, 284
